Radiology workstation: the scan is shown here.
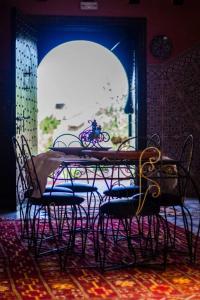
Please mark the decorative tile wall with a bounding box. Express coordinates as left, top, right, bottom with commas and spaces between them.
16, 13, 38, 154
147, 44, 200, 196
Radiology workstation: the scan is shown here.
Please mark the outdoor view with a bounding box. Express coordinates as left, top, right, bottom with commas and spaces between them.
37, 40, 131, 152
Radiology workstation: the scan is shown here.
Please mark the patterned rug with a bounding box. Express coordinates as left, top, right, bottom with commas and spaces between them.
0, 219, 199, 300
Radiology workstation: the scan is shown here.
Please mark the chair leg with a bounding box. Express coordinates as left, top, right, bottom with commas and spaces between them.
181, 206, 194, 262
62, 204, 89, 271
122, 218, 137, 263
162, 206, 177, 248
158, 215, 170, 270
193, 217, 200, 263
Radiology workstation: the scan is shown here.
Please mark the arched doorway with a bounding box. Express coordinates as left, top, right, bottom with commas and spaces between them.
37, 40, 129, 151
15, 15, 147, 153
35, 16, 147, 152
12, 14, 146, 211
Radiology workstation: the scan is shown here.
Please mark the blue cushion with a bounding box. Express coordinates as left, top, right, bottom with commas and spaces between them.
31, 192, 84, 206
103, 185, 142, 198
100, 194, 160, 217
55, 182, 98, 193
45, 186, 73, 193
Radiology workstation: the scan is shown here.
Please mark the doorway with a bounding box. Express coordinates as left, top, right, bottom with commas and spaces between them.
35, 16, 147, 152
15, 15, 147, 153
37, 40, 130, 152
11, 15, 147, 211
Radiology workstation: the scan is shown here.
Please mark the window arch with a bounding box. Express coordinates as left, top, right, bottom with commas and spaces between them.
34, 16, 147, 141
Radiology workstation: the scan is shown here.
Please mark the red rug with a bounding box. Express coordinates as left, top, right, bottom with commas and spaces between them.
0, 219, 199, 300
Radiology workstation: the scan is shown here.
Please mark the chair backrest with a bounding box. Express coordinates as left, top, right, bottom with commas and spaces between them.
179, 134, 194, 173
21, 135, 43, 198
147, 133, 161, 149
12, 136, 32, 203
12, 136, 24, 176
117, 133, 161, 151
177, 134, 194, 198
53, 133, 84, 147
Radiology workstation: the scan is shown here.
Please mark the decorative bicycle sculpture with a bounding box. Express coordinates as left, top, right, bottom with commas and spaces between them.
79, 120, 110, 148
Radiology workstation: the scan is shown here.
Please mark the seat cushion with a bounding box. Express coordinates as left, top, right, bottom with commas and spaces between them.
100, 194, 160, 218
30, 192, 84, 206
45, 186, 73, 193
158, 193, 182, 207
55, 182, 98, 192
103, 185, 144, 198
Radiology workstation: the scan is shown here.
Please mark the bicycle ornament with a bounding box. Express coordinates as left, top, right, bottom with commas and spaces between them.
79, 120, 110, 148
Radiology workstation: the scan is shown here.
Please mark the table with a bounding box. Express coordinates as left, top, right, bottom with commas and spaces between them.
58, 148, 179, 194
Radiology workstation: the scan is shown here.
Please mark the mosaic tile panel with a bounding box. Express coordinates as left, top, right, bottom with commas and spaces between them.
16, 12, 38, 154
147, 44, 200, 196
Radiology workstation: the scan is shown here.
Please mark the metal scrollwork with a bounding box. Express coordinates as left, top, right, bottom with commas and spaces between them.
79, 120, 110, 148
136, 146, 161, 215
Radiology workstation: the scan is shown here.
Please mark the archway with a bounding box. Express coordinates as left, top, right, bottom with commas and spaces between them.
38, 40, 129, 151
11, 14, 146, 212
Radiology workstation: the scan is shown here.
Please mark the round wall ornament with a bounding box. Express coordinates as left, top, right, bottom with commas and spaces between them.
150, 35, 173, 60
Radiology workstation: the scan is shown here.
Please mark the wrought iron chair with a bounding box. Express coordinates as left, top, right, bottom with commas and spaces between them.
52, 133, 103, 224
52, 119, 110, 150
52, 133, 99, 193
52, 133, 84, 150
93, 147, 168, 271
12, 135, 87, 266
103, 133, 161, 199
157, 134, 195, 262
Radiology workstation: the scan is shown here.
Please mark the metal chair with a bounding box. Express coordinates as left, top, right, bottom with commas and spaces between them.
117, 133, 161, 151
93, 147, 169, 271
103, 134, 161, 199
52, 133, 103, 226
12, 135, 87, 267
157, 134, 194, 262
53, 133, 84, 149
52, 133, 99, 193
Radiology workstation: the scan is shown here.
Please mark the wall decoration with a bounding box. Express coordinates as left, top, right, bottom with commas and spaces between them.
150, 35, 173, 60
